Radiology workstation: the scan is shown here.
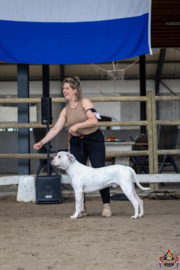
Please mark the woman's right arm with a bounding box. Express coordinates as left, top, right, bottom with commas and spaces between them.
33, 107, 67, 151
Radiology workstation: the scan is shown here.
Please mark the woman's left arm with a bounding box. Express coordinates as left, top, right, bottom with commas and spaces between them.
69, 98, 98, 134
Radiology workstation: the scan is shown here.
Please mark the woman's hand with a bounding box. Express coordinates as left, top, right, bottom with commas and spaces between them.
69, 124, 79, 134
33, 108, 67, 152
33, 141, 43, 151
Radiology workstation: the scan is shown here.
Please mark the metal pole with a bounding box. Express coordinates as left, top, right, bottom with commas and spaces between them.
46, 124, 50, 177
42, 65, 51, 176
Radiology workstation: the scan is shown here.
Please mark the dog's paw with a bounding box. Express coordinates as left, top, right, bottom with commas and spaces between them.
70, 212, 82, 219
70, 214, 78, 219
130, 215, 138, 219
138, 214, 144, 218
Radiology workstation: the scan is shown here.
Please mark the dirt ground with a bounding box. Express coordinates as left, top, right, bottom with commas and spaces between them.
0, 196, 180, 270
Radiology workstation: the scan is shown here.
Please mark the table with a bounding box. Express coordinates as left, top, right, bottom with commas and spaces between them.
105, 141, 135, 166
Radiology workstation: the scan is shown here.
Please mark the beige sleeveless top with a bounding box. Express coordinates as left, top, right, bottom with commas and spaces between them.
65, 99, 99, 135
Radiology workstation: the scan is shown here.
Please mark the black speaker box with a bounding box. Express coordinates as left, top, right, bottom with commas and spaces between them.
36, 176, 62, 204
41, 97, 52, 125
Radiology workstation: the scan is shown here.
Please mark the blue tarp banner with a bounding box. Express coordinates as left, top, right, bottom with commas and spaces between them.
0, 0, 152, 64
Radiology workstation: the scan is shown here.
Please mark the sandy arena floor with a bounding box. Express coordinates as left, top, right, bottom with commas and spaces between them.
0, 195, 180, 270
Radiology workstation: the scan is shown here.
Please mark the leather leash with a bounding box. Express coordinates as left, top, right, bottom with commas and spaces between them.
68, 131, 84, 153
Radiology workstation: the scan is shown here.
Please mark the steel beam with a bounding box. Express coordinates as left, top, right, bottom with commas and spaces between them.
160, 81, 177, 96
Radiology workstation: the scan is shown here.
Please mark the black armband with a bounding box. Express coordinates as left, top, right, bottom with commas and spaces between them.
86, 108, 101, 119
86, 108, 97, 113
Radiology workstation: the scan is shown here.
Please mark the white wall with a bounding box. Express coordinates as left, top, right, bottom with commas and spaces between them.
1, 79, 179, 96
0, 79, 179, 124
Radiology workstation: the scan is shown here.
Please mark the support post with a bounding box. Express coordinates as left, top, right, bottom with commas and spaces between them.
42, 65, 49, 98
60, 65, 65, 84
151, 90, 159, 191
17, 64, 30, 175
146, 91, 154, 187
139, 55, 146, 134
60, 65, 66, 130
60, 64, 66, 107
155, 49, 166, 122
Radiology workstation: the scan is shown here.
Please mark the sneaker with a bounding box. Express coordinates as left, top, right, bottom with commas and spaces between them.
102, 208, 112, 217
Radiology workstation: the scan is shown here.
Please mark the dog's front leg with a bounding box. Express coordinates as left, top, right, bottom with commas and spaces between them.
80, 192, 84, 212
70, 190, 83, 219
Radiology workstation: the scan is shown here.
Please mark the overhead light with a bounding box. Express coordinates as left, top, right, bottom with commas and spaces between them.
166, 22, 180, 25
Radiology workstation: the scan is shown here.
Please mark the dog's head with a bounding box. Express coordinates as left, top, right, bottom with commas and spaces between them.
51, 151, 75, 170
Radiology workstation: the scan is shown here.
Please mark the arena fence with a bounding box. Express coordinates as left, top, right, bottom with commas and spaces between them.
0, 91, 180, 192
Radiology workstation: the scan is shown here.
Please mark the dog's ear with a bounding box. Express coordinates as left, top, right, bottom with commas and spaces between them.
67, 153, 75, 163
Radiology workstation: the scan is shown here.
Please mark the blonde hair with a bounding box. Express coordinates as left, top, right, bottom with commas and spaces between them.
62, 76, 82, 101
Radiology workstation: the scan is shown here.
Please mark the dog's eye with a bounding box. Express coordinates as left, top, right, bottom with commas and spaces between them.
58, 156, 61, 158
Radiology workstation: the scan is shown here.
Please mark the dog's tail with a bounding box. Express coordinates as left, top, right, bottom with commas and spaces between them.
129, 167, 150, 191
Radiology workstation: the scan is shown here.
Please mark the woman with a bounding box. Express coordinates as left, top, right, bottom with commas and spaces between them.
34, 76, 112, 217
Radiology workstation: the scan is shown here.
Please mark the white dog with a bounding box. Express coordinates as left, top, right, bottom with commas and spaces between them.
51, 151, 150, 219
